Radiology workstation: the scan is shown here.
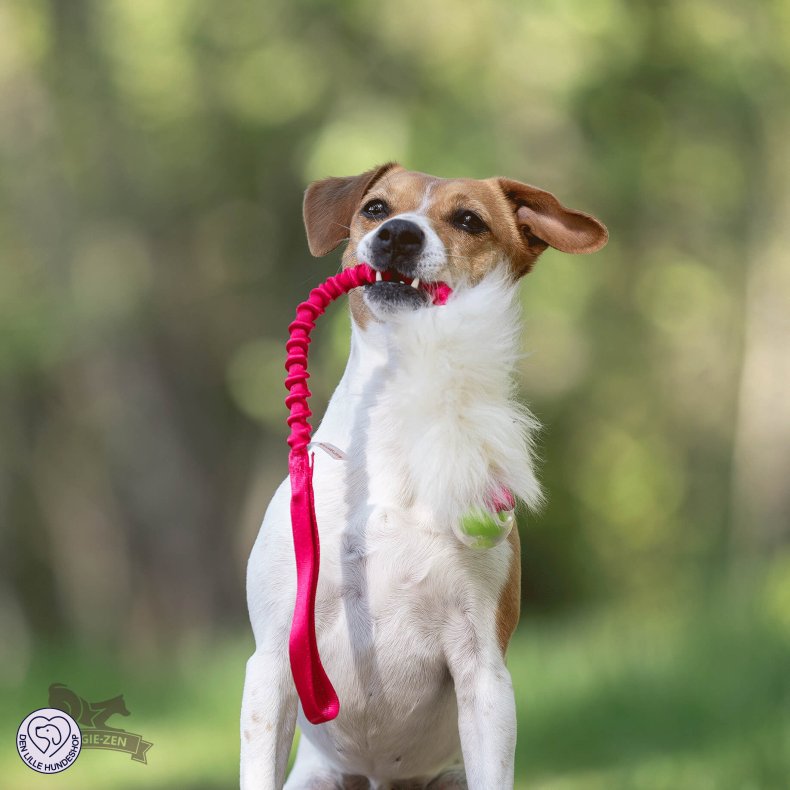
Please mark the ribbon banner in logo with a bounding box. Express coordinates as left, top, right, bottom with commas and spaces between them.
48, 683, 153, 764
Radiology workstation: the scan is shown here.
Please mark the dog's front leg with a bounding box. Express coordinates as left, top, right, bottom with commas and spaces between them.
446, 637, 516, 790
240, 646, 298, 790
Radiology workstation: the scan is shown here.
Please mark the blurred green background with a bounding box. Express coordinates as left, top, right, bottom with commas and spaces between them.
2, 0, 789, 787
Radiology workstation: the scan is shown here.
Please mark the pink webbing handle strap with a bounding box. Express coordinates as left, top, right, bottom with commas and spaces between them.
284, 263, 378, 724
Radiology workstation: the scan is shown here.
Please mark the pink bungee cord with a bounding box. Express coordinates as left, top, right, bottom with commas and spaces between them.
284, 263, 451, 724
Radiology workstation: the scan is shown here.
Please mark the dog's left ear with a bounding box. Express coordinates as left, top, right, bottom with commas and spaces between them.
303, 162, 398, 256
497, 178, 608, 273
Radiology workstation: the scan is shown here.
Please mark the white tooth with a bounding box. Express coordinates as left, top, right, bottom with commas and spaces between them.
375, 271, 382, 282
411, 277, 420, 289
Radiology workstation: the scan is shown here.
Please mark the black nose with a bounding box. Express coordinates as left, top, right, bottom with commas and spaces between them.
371, 219, 425, 269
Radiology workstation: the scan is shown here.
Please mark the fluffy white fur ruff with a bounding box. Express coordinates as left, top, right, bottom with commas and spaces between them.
374, 267, 543, 527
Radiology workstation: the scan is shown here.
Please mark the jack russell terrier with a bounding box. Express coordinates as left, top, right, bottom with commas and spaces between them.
241, 163, 608, 789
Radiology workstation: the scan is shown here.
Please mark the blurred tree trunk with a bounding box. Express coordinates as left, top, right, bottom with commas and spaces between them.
731, 101, 790, 552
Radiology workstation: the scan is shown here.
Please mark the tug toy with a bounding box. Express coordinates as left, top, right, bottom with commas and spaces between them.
283, 262, 513, 724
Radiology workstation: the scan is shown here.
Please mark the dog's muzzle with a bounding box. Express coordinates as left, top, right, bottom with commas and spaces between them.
364, 219, 439, 312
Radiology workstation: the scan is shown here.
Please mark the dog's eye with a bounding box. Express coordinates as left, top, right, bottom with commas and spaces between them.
452, 209, 489, 235
361, 199, 390, 220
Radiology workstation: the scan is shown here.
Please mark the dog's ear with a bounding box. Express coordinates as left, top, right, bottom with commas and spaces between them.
303, 163, 398, 256
497, 178, 608, 274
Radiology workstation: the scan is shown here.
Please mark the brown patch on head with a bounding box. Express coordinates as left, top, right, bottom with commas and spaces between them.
337, 170, 524, 285
336, 169, 608, 284
496, 525, 521, 655
302, 165, 608, 327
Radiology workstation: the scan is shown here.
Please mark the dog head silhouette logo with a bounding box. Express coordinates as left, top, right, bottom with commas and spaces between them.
47, 683, 152, 764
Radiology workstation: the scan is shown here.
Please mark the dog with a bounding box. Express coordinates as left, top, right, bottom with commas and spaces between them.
241, 163, 607, 789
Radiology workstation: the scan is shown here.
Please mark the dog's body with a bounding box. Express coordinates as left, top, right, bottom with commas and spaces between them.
241, 165, 607, 789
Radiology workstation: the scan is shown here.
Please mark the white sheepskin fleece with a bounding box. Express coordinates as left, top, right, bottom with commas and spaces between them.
374, 268, 543, 527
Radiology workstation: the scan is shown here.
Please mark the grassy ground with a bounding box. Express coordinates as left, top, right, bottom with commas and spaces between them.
2, 579, 789, 789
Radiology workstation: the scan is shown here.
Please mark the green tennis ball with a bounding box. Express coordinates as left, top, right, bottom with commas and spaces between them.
456, 508, 515, 549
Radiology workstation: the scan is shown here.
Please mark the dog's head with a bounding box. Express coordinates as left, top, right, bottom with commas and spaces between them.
303, 163, 608, 325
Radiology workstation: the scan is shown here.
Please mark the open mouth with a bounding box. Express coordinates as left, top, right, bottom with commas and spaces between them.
364, 268, 453, 309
